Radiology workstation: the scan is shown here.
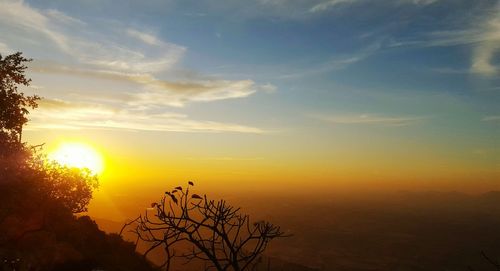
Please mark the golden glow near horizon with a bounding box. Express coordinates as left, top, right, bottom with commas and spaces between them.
49, 142, 104, 174
6, 0, 500, 197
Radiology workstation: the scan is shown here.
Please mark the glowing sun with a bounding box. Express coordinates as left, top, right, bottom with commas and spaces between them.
49, 142, 104, 174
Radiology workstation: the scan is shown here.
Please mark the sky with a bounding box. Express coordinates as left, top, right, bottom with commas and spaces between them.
0, 0, 499, 201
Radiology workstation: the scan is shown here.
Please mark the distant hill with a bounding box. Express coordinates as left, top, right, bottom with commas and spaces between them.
93, 191, 500, 270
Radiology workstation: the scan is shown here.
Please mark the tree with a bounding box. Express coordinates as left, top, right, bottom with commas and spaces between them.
0, 52, 39, 160
0, 52, 99, 268
127, 182, 288, 271
0, 51, 155, 271
468, 251, 500, 271
0, 51, 97, 215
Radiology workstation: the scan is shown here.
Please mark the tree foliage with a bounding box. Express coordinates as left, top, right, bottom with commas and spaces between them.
128, 182, 287, 271
0, 52, 97, 215
0, 52, 39, 157
0, 52, 141, 270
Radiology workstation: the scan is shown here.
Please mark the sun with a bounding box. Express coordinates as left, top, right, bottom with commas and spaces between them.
49, 142, 104, 174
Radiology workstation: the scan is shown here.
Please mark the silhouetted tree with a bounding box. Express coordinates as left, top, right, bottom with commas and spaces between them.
0, 52, 97, 218
127, 182, 288, 271
468, 251, 500, 271
0, 52, 39, 163
0, 51, 155, 270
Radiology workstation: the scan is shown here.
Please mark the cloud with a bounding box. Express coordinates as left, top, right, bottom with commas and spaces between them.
251, 0, 439, 16
0, 1, 186, 74
390, 2, 500, 76
259, 83, 277, 93
309, 0, 357, 13
279, 41, 381, 79
0, 42, 11, 54
30, 62, 260, 107
29, 99, 265, 133
482, 116, 500, 122
429, 8, 500, 76
0, 0, 263, 104
430, 67, 469, 74
309, 0, 438, 13
0, 1, 72, 54
126, 29, 162, 46
0, 0, 268, 133
130, 79, 257, 107
471, 12, 500, 76
311, 113, 427, 126
45, 9, 86, 26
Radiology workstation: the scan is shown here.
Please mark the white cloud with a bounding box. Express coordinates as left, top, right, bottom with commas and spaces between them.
0, 0, 263, 101
472, 41, 500, 75
482, 116, 500, 122
126, 28, 162, 46
471, 12, 500, 76
45, 9, 86, 26
0, 0, 267, 133
429, 9, 500, 76
0, 42, 11, 54
0, 1, 70, 54
404, 0, 438, 4
309, 0, 357, 13
390, 2, 500, 76
0, 0, 185, 74
309, 0, 438, 13
28, 99, 265, 133
311, 113, 427, 126
259, 83, 277, 93
131, 79, 257, 107
279, 41, 381, 79
30, 62, 260, 107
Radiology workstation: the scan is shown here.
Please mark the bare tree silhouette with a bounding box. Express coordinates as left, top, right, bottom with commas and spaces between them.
125, 182, 288, 271
469, 251, 500, 271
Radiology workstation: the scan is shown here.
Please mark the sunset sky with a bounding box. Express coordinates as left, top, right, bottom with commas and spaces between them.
1, 0, 499, 206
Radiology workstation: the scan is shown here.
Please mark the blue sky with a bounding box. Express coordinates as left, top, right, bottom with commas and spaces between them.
0, 0, 499, 187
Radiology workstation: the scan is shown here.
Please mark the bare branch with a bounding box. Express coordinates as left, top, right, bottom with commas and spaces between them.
129, 182, 289, 271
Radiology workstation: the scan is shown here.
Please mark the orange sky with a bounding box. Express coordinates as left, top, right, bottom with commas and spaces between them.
5, 0, 499, 221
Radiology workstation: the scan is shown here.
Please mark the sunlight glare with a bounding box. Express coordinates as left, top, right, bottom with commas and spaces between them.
49, 142, 104, 174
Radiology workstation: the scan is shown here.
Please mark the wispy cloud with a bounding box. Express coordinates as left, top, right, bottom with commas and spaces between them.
130, 79, 257, 107
279, 41, 382, 79
390, 2, 500, 76
126, 29, 162, 46
278, 56, 359, 79
471, 11, 500, 76
311, 113, 427, 126
28, 99, 265, 133
309, 0, 356, 13
430, 67, 469, 74
0, 0, 266, 101
430, 9, 500, 77
309, 0, 438, 13
0, 0, 267, 132
30, 62, 259, 107
0, 42, 11, 54
45, 9, 86, 26
421, 12, 500, 76
482, 116, 500, 122
0, 1, 185, 74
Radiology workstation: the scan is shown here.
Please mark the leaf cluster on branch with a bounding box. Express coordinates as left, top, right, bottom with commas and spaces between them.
0, 52, 39, 150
